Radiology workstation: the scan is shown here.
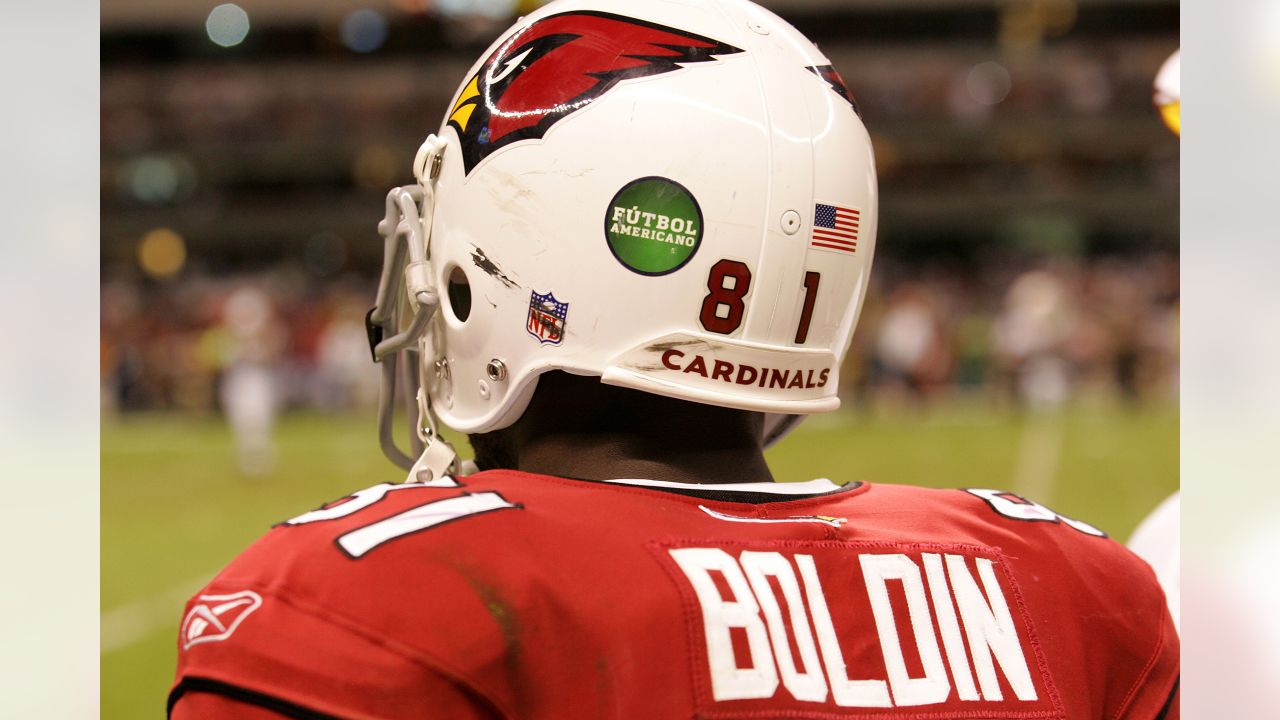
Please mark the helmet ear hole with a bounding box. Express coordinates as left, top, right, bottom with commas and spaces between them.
445, 265, 472, 323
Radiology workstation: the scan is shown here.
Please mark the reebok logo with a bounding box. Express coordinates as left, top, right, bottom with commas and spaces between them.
180, 590, 263, 650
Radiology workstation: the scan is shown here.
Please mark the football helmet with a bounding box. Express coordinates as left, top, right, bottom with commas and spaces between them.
368, 0, 878, 481
1154, 50, 1180, 136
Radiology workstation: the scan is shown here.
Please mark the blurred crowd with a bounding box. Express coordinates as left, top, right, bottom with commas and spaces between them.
847, 253, 1178, 412
101, 20, 1178, 270
101, 252, 1178, 423
101, 270, 380, 419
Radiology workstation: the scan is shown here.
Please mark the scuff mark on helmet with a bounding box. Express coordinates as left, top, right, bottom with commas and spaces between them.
471, 247, 519, 289
645, 339, 708, 352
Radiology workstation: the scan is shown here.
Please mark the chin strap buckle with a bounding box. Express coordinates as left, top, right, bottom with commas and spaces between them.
404, 386, 464, 485
406, 434, 461, 486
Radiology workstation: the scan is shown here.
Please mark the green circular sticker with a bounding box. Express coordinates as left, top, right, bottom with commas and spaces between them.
605, 177, 703, 276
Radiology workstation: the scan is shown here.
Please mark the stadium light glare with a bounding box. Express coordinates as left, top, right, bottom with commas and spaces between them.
127, 155, 179, 204
206, 3, 251, 48
340, 9, 390, 54
137, 228, 187, 279
967, 61, 1012, 106
436, 0, 518, 20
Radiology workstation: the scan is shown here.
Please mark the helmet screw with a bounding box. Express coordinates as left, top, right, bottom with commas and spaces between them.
485, 359, 507, 382
781, 210, 802, 235
434, 358, 451, 381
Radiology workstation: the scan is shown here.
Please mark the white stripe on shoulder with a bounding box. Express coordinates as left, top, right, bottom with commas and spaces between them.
699, 505, 848, 528
602, 477, 845, 495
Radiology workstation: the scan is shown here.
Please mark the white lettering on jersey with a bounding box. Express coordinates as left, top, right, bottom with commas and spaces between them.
966, 488, 1105, 537
670, 549, 1040, 709
739, 551, 828, 702
668, 548, 778, 700
337, 492, 516, 558
946, 554, 1038, 701
796, 554, 892, 707
922, 553, 979, 700
285, 483, 410, 525
859, 554, 950, 706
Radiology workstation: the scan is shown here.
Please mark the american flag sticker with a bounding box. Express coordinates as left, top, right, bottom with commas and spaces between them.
811, 203, 859, 254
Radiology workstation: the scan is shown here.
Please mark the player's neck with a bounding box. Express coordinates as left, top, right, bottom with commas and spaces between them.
516, 425, 775, 486
494, 372, 775, 486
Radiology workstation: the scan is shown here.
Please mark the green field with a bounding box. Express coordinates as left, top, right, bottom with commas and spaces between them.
102, 402, 1177, 719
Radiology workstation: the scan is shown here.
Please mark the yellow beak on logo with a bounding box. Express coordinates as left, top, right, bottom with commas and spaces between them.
1158, 99, 1180, 136
449, 76, 481, 132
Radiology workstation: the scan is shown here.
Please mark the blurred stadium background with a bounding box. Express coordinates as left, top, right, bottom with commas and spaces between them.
101, 0, 1178, 716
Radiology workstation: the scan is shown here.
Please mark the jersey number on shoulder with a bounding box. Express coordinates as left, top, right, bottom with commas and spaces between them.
284, 483, 520, 558
965, 488, 1106, 537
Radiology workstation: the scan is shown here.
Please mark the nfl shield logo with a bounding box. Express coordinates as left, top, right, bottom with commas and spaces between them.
526, 291, 568, 345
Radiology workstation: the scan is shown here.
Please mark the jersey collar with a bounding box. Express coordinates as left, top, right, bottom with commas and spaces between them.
601, 477, 848, 496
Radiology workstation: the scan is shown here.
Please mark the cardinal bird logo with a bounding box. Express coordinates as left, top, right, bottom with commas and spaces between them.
446, 11, 743, 175
807, 64, 860, 116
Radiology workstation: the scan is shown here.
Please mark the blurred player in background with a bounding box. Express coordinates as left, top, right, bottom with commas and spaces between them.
992, 269, 1074, 410
218, 286, 284, 477
1128, 49, 1181, 632
169, 1, 1178, 717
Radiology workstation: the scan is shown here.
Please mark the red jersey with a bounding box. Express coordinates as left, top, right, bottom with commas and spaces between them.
170, 471, 1178, 719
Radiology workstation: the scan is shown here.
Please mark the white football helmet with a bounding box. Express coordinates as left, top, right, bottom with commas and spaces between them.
368, 0, 878, 481
1153, 50, 1180, 136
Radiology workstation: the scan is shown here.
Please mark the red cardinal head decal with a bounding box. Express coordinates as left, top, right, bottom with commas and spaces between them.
445, 11, 743, 174
807, 64, 861, 116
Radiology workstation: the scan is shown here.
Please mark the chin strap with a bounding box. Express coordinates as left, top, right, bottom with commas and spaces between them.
366, 135, 465, 484
406, 388, 458, 485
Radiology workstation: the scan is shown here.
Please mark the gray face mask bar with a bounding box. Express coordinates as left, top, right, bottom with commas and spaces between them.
364, 136, 462, 484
